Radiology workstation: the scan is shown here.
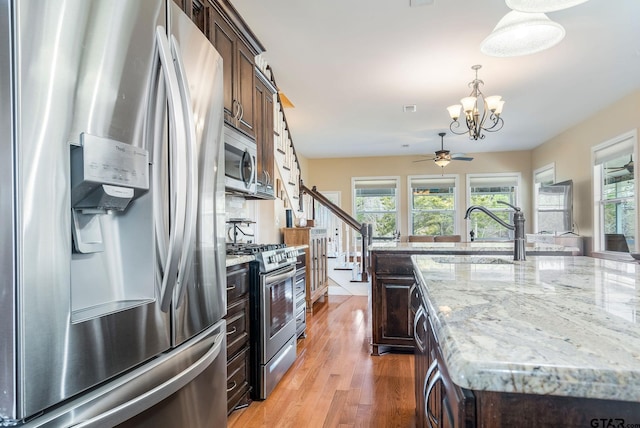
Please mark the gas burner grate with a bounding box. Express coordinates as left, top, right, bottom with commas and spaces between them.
226, 243, 286, 255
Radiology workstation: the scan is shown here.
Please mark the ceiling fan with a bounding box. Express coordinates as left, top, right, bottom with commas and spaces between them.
414, 132, 473, 167
605, 155, 634, 174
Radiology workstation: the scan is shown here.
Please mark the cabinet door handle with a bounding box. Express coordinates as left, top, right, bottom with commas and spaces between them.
227, 381, 237, 392
226, 284, 236, 291
238, 102, 244, 122
226, 326, 237, 336
424, 361, 442, 428
413, 306, 426, 352
232, 99, 241, 120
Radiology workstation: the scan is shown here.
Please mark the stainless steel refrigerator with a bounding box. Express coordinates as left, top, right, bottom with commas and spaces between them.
0, 1, 227, 426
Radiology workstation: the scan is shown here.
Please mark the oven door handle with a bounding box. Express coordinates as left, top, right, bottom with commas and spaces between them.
265, 264, 297, 285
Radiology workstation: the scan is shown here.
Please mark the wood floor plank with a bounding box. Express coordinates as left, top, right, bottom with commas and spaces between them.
227, 295, 416, 428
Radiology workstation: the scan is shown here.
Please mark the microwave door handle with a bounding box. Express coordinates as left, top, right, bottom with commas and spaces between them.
240, 149, 250, 187
156, 26, 187, 312
249, 148, 256, 192
170, 35, 198, 308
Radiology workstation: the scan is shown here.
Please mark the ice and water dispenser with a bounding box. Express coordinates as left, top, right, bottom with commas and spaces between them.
70, 133, 149, 253
69, 133, 155, 322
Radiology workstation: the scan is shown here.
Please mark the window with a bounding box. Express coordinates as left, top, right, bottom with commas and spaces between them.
593, 131, 637, 253
466, 173, 521, 240
409, 175, 458, 236
353, 177, 399, 238
532, 163, 556, 233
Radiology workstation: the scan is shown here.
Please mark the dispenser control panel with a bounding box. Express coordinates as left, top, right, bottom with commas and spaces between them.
71, 133, 149, 207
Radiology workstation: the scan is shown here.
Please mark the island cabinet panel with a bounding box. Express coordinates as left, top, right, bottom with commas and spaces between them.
475, 391, 640, 427
283, 228, 328, 313
414, 283, 475, 428
371, 252, 416, 355
412, 254, 640, 427
225, 263, 251, 414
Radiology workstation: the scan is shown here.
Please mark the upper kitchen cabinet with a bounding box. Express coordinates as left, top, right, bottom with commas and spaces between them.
253, 69, 276, 199
175, 0, 265, 139
172, 0, 213, 34
210, 1, 264, 139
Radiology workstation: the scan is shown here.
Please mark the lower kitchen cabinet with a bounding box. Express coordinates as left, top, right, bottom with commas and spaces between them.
371, 252, 415, 355
294, 251, 307, 338
225, 263, 251, 414
413, 273, 640, 427
414, 284, 475, 428
283, 227, 328, 313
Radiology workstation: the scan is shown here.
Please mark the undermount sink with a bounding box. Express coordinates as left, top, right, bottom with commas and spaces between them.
431, 256, 514, 265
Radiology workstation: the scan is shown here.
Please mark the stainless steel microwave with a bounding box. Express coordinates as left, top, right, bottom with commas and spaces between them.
224, 126, 257, 195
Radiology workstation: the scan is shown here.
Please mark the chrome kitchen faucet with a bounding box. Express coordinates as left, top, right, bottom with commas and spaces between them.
464, 201, 526, 261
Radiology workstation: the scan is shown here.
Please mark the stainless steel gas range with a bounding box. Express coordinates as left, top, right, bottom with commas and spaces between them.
226, 243, 299, 399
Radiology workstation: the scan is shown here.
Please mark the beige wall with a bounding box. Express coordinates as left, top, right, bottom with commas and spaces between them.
306, 150, 532, 240
247, 90, 639, 247
531, 89, 640, 253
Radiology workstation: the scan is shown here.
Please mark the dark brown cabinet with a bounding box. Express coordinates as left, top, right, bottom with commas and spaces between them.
414, 284, 475, 428
283, 228, 328, 313
176, 0, 265, 140
371, 252, 415, 355
413, 278, 640, 427
225, 263, 251, 414
211, 6, 258, 139
254, 70, 276, 198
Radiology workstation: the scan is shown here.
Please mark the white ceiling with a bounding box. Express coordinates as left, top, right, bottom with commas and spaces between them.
229, 0, 640, 159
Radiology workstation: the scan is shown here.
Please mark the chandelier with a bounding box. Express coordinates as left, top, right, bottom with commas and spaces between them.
447, 65, 504, 140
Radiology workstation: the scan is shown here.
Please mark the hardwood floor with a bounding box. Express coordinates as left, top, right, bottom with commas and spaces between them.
227, 295, 416, 428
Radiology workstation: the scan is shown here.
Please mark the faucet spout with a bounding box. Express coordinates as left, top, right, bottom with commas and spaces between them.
464, 201, 526, 261
464, 205, 514, 230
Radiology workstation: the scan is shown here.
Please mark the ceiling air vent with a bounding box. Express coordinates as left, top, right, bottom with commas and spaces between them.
403, 105, 417, 113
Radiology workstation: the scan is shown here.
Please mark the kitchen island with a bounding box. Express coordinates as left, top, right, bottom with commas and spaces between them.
369, 241, 581, 355
411, 254, 640, 427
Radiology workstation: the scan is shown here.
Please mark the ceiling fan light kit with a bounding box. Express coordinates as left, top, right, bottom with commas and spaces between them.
480, 10, 566, 57
505, 0, 589, 13
447, 65, 504, 141
413, 133, 474, 169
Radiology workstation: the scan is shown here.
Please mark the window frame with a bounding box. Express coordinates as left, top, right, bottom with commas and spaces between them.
465, 172, 522, 241
407, 174, 460, 236
532, 163, 556, 233
592, 130, 638, 254
352, 176, 400, 239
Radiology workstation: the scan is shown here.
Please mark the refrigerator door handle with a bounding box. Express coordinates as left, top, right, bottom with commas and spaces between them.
71, 329, 225, 428
156, 26, 188, 312
170, 35, 198, 309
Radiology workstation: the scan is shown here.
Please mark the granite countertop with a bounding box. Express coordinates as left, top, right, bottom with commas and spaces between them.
226, 254, 255, 267
371, 241, 581, 255
412, 255, 640, 402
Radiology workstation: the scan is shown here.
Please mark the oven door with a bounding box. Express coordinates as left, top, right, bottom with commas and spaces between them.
260, 264, 296, 363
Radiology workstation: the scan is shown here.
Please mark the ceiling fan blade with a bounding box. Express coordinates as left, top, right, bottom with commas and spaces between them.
413, 158, 434, 163
451, 153, 473, 161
